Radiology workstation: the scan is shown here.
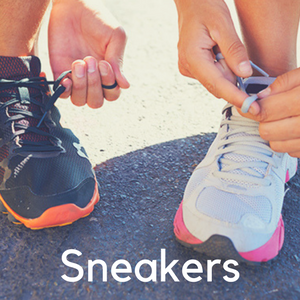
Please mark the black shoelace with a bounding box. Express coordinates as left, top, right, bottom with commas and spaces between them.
0, 71, 70, 154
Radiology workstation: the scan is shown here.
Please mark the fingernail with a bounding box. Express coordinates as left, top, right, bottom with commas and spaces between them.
99, 63, 108, 76
238, 61, 252, 76
258, 87, 271, 98
87, 59, 96, 73
64, 84, 70, 94
74, 64, 85, 78
122, 72, 129, 85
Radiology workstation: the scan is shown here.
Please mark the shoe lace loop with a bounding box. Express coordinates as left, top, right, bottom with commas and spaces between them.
214, 114, 277, 186
212, 58, 277, 186
0, 70, 70, 154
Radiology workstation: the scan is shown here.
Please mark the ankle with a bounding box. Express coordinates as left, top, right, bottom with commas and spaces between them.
0, 41, 35, 57
250, 56, 297, 77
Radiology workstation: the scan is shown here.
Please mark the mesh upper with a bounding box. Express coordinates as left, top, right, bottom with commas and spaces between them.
184, 168, 210, 200
188, 106, 273, 226
196, 186, 272, 224
220, 127, 269, 188
0, 56, 48, 143
5, 104, 94, 196
0, 56, 95, 196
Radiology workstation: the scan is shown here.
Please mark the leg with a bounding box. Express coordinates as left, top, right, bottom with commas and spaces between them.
174, 1, 300, 263
0, 0, 50, 56
234, 0, 300, 76
0, 0, 99, 229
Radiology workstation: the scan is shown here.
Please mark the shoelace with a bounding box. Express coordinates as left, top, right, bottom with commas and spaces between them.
213, 112, 278, 186
213, 55, 278, 186
0, 70, 70, 154
215, 53, 270, 113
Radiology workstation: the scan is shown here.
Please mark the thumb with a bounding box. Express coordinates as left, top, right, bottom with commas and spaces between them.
52, 71, 72, 99
105, 27, 130, 89
258, 68, 300, 98
210, 22, 252, 78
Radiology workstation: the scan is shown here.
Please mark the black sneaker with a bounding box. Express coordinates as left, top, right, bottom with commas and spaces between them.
0, 56, 99, 229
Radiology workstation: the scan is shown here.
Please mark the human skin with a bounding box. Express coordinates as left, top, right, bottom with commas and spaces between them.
175, 0, 300, 157
234, 0, 300, 77
173, 0, 256, 112
240, 69, 300, 158
0, 0, 129, 108
234, 0, 300, 157
49, 0, 130, 108
0, 0, 50, 56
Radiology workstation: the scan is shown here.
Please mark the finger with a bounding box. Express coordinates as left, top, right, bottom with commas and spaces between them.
270, 139, 300, 154
188, 49, 256, 109
52, 70, 72, 99
258, 68, 300, 98
208, 18, 252, 78
99, 60, 121, 101
71, 60, 87, 106
60, 78, 72, 99
84, 56, 104, 109
105, 26, 130, 89
214, 56, 236, 84
259, 116, 300, 141
247, 85, 300, 122
287, 151, 300, 158
178, 61, 195, 78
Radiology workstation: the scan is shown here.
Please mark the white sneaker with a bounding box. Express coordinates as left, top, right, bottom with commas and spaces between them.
174, 77, 298, 263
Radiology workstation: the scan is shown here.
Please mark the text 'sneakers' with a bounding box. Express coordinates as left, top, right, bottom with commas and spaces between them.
174, 76, 298, 263
0, 56, 99, 229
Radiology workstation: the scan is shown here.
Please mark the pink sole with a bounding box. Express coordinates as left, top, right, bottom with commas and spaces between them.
174, 202, 284, 262
174, 202, 202, 245
174, 162, 295, 262
239, 216, 284, 262
285, 169, 290, 183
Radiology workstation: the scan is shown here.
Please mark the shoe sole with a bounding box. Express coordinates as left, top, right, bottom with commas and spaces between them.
174, 167, 296, 264
0, 179, 99, 230
174, 202, 284, 264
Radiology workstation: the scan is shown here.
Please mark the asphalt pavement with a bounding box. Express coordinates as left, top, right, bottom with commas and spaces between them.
0, 0, 300, 299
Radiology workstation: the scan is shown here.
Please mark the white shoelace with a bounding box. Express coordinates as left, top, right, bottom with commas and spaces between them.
213, 111, 278, 187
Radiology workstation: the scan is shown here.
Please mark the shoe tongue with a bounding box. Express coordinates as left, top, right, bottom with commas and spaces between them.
220, 77, 275, 186
231, 105, 241, 117
0, 56, 47, 144
0, 56, 41, 80
243, 76, 275, 95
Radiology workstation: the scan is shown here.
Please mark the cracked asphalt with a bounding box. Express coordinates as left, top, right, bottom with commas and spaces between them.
0, 0, 300, 299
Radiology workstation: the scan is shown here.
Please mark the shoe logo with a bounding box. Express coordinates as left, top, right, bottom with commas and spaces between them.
14, 154, 32, 178
73, 142, 89, 159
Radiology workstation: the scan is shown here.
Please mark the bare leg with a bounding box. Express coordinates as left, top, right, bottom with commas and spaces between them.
234, 0, 300, 76
0, 0, 50, 56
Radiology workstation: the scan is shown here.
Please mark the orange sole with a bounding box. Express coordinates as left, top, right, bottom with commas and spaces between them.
0, 180, 100, 230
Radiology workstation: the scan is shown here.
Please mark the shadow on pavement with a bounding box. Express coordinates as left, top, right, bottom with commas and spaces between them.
0, 133, 300, 300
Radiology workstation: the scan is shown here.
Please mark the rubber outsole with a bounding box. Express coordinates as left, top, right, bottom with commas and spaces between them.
174, 161, 297, 264
0, 179, 99, 230
174, 201, 284, 264
176, 235, 260, 266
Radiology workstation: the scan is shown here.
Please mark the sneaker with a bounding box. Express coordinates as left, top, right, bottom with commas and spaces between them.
174, 76, 298, 263
0, 56, 99, 229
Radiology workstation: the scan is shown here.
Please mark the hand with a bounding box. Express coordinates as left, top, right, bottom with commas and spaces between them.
174, 0, 259, 112
48, 0, 130, 108
242, 68, 300, 157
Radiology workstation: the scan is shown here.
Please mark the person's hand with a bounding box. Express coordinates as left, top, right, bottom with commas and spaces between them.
174, 0, 259, 113
240, 68, 300, 157
48, 0, 130, 108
